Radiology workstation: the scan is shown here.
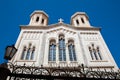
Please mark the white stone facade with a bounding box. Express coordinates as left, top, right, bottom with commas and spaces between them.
10, 10, 118, 71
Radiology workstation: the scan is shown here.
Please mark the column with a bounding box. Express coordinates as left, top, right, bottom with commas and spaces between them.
56, 38, 59, 66
66, 43, 70, 65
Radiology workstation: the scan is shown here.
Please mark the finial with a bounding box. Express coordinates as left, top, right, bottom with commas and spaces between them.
58, 18, 64, 23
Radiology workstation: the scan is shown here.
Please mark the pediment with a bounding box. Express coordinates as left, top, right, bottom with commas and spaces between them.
46, 25, 77, 34
48, 23, 74, 29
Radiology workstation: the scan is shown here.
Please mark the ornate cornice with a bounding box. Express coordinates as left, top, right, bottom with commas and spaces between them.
20, 23, 101, 31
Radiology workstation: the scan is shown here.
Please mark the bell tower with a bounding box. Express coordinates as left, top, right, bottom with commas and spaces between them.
71, 12, 90, 27
29, 10, 48, 26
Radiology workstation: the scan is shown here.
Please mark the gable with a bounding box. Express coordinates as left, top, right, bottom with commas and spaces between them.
46, 25, 77, 35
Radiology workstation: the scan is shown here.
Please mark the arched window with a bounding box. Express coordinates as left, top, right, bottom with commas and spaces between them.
88, 47, 94, 60
81, 17, 85, 23
30, 46, 35, 60
49, 40, 56, 61
26, 47, 31, 60
41, 18, 44, 24
76, 19, 79, 25
21, 46, 26, 60
68, 40, 76, 61
88, 44, 102, 60
59, 34, 66, 61
21, 43, 35, 60
36, 16, 39, 22
97, 47, 102, 60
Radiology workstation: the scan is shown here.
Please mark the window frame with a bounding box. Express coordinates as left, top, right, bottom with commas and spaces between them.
48, 40, 56, 61
59, 34, 66, 61
68, 40, 77, 61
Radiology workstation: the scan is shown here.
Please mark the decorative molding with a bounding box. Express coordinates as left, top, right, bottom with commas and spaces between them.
84, 37, 98, 41
89, 66, 114, 68
16, 60, 36, 62
20, 23, 101, 31
47, 28, 76, 34
80, 32, 98, 35
80, 32, 99, 41
90, 60, 108, 62
7, 63, 120, 79
23, 31, 43, 33
23, 31, 42, 39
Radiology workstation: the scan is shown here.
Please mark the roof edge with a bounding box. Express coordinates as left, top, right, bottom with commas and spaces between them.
71, 12, 89, 20
30, 10, 49, 18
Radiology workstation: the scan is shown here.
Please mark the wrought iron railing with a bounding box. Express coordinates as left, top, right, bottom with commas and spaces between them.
7, 63, 120, 80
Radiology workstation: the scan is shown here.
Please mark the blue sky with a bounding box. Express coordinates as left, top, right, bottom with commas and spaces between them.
0, 0, 120, 67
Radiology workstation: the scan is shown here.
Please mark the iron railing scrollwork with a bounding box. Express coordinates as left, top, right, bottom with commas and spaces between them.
7, 63, 120, 80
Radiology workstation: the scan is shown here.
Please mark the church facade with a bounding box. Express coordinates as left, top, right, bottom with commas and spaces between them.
11, 10, 118, 71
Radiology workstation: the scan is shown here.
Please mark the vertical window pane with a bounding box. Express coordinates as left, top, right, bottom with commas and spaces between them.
53, 45, 56, 61
49, 40, 56, 61
30, 51, 34, 60
30, 47, 35, 60
26, 48, 30, 60
68, 45, 72, 61
21, 47, 26, 60
81, 18, 85, 23
93, 49, 98, 60
41, 19, 44, 24
49, 45, 52, 61
97, 47, 102, 60
98, 51, 102, 60
76, 19, 79, 25
68, 42, 76, 61
36, 16, 39, 22
73, 45, 76, 61
59, 35, 66, 61
89, 47, 94, 60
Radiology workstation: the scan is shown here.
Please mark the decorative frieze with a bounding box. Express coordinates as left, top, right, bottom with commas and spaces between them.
48, 61, 78, 67
23, 31, 42, 39
47, 28, 76, 35
80, 32, 98, 35
80, 32, 98, 41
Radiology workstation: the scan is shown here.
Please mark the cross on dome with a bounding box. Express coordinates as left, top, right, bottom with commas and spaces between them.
58, 18, 64, 23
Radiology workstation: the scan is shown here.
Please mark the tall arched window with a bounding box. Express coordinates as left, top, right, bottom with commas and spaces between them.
59, 34, 66, 61
21, 46, 26, 60
49, 40, 56, 61
88, 47, 94, 60
97, 47, 102, 60
68, 40, 76, 61
88, 44, 102, 60
26, 44, 31, 60
30, 46, 35, 60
